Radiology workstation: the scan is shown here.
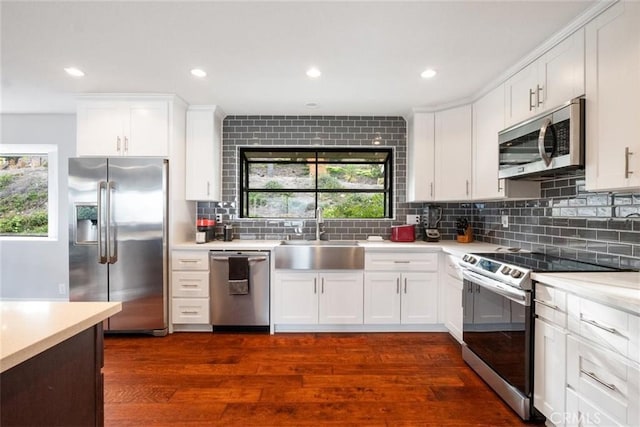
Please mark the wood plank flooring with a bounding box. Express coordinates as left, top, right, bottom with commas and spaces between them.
103, 332, 538, 426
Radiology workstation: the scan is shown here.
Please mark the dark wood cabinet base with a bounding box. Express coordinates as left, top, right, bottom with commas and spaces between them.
1, 324, 104, 426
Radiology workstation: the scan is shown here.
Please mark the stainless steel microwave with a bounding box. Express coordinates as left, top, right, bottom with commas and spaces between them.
498, 98, 584, 179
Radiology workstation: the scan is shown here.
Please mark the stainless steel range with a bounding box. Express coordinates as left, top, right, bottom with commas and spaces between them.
458, 252, 629, 421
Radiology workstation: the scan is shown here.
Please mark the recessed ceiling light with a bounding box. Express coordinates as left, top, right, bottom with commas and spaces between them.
191, 68, 207, 78
64, 67, 85, 77
306, 67, 321, 79
421, 68, 437, 79
305, 102, 320, 109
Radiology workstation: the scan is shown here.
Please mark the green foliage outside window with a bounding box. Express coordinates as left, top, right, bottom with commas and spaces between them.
241, 148, 392, 219
0, 156, 48, 236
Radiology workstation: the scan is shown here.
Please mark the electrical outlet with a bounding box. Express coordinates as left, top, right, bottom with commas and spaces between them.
215, 214, 222, 222
501, 215, 509, 228
58, 283, 66, 295
406, 214, 421, 225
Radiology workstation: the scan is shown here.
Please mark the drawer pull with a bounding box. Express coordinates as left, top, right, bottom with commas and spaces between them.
581, 369, 616, 391
181, 284, 199, 288
533, 299, 558, 310
181, 310, 199, 315
581, 316, 618, 335
180, 259, 201, 263
393, 260, 411, 264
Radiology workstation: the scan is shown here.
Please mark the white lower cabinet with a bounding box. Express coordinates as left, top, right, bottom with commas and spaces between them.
170, 250, 210, 329
534, 283, 568, 426
442, 255, 463, 342
364, 251, 439, 326
534, 318, 567, 425
274, 271, 363, 325
566, 335, 639, 427
534, 280, 640, 427
363, 272, 438, 325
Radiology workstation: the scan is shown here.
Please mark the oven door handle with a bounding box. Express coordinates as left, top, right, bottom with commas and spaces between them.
462, 270, 530, 306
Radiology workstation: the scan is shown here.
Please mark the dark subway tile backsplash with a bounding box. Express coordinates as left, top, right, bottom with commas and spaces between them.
196, 115, 640, 270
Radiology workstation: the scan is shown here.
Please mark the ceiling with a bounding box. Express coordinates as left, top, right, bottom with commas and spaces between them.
1, 0, 597, 116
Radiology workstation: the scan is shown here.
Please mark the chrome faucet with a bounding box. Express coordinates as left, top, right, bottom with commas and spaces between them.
315, 207, 324, 240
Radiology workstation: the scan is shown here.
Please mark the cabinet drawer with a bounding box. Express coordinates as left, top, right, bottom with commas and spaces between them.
568, 295, 639, 363
365, 252, 438, 271
534, 282, 567, 328
172, 251, 209, 271
566, 335, 640, 426
172, 271, 209, 298
565, 387, 621, 427
171, 298, 210, 324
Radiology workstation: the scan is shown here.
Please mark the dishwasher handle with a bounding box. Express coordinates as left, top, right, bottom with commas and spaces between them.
211, 255, 268, 263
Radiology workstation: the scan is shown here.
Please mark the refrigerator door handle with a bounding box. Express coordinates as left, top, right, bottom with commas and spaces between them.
107, 181, 118, 264
97, 181, 108, 264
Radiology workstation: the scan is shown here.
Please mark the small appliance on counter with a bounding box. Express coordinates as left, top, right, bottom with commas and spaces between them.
196, 218, 216, 243
455, 217, 473, 243
223, 224, 234, 242
390, 224, 415, 242
422, 205, 442, 242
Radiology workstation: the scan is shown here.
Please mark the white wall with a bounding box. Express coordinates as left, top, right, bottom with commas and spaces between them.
0, 114, 76, 300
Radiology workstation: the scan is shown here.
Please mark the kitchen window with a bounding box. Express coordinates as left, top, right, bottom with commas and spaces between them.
0, 145, 58, 238
239, 148, 393, 219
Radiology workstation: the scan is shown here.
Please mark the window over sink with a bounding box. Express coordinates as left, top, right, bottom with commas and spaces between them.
239, 148, 393, 219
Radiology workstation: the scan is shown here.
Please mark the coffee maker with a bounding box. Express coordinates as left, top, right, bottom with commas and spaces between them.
422, 205, 442, 242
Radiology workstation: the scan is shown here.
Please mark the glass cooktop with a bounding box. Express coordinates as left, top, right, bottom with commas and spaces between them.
471, 252, 633, 273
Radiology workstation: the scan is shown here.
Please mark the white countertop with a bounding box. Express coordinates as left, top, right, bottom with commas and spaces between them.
533, 272, 640, 315
0, 301, 122, 373
172, 239, 504, 255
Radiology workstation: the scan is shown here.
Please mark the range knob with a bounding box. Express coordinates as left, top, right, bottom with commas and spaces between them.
463, 255, 469, 262
468, 257, 477, 264
501, 266, 511, 275
510, 269, 523, 279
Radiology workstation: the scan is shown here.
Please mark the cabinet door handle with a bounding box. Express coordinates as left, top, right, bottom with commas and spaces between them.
497, 179, 503, 193
321, 277, 325, 294
207, 181, 210, 196
581, 316, 618, 335
536, 84, 544, 107
430, 182, 434, 197
533, 299, 558, 310
404, 278, 407, 294
529, 88, 536, 111
314, 278, 317, 294
116, 136, 121, 153
124, 136, 129, 154
625, 147, 634, 179
466, 180, 469, 195
396, 278, 400, 294
581, 370, 616, 391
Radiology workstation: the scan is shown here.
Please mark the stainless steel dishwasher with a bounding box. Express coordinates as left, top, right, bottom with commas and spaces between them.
209, 251, 270, 330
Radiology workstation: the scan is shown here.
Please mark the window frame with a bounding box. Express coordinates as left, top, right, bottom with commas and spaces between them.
0, 144, 58, 240
239, 147, 394, 219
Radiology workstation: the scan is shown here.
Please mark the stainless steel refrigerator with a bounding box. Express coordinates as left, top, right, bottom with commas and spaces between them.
68, 157, 168, 335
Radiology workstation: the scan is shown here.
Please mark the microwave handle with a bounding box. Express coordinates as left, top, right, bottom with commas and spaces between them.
538, 117, 553, 167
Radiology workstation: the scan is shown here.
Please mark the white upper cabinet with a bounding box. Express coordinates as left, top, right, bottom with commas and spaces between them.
505, 28, 585, 127
406, 112, 435, 202
585, 1, 640, 192
472, 85, 540, 200
185, 106, 225, 201
435, 105, 472, 201
77, 96, 170, 157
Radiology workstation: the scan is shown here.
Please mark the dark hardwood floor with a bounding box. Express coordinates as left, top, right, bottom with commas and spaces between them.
103, 332, 535, 426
